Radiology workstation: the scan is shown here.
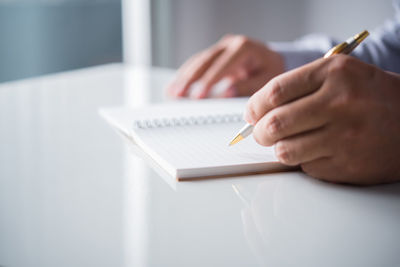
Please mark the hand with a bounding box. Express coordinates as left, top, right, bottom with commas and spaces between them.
245, 55, 400, 185
167, 35, 284, 98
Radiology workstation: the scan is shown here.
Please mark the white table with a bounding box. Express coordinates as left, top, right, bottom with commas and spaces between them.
1, 64, 399, 267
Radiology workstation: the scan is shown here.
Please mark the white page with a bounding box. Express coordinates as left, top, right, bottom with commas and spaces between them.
134, 122, 277, 169
100, 98, 287, 179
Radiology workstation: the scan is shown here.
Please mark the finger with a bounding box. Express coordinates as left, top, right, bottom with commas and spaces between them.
301, 157, 378, 185
253, 89, 329, 145
233, 72, 273, 97
169, 46, 225, 97
195, 38, 250, 98
176, 48, 225, 96
166, 55, 198, 95
300, 157, 337, 182
208, 70, 265, 98
273, 128, 332, 166
245, 57, 328, 124
299, 157, 364, 184
211, 84, 237, 98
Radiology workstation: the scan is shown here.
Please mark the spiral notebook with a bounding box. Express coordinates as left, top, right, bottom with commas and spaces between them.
100, 98, 289, 180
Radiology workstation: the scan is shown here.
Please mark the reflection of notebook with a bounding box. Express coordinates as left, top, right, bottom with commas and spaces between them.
100, 98, 290, 180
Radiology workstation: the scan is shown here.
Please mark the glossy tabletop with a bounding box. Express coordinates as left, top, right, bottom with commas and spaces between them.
1, 64, 400, 267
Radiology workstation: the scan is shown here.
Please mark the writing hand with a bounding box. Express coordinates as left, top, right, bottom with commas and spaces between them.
245, 55, 400, 185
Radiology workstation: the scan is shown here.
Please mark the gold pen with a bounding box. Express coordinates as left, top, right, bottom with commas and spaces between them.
229, 30, 369, 146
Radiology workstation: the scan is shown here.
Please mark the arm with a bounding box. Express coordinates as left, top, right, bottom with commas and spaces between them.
167, 2, 399, 98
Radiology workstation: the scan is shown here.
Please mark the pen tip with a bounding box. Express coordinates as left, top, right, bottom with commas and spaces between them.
229, 134, 244, 146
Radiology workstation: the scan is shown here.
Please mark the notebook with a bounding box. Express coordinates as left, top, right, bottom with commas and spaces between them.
100, 98, 290, 180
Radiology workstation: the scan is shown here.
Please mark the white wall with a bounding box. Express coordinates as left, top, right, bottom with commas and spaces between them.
304, 0, 393, 39
152, 0, 394, 68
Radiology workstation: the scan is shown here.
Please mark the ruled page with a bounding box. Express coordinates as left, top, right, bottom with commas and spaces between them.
133, 120, 278, 176
101, 97, 284, 178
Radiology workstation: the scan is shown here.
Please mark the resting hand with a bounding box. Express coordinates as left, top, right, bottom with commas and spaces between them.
167, 35, 284, 98
245, 55, 400, 185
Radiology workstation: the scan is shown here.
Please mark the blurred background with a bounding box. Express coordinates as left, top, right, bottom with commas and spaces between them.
0, 0, 394, 83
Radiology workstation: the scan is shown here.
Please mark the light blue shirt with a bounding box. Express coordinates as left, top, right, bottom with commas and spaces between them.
271, 1, 400, 73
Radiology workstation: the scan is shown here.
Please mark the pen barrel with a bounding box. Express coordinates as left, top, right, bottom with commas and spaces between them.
240, 124, 254, 138
342, 40, 358, 54
324, 30, 369, 58
343, 30, 369, 55
323, 42, 347, 58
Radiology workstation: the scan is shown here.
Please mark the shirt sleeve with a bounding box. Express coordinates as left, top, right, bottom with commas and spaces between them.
270, 1, 400, 73
268, 35, 340, 71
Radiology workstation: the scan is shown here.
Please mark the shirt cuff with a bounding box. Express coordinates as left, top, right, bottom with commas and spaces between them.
269, 42, 325, 71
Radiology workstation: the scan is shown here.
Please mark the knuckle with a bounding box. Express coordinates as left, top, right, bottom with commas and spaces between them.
253, 123, 272, 146
233, 35, 250, 49
266, 78, 284, 107
218, 34, 233, 46
328, 85, 356, 111
330, 91, 352, 109
245, 100, 258, 124
265, 113, 282, 137
221, 33, 234, 41
327, 55, 355, 76
275, 141, 295, 165
245, 95, 265, 124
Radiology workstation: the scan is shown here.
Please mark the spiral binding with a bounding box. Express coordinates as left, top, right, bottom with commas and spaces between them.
133, 113, 242, 129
